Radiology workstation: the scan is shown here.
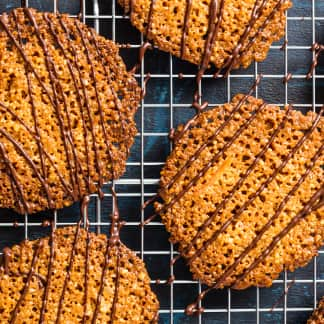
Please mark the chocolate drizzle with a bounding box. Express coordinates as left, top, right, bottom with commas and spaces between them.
0, 9, 134, 213
44, 12, 93, 195
140, 73, 322, 313
91, 188, 122, 323
59, 16, 98, 193
13, 10, 47, 191
39, 224, 55, 324
185, 185, 323, 315
143, 76, 261, 225
55, 221, 82, 323
179, 106, 323, 313
88, 26, 130, 160
130, 41, 152, 74
128, 0, 286, 109
233, 185, 323, 286
198, 142, 323, 284
196, 0, 224, 76
145, 0, 157, 39
0, 186, 133, 322
180, 0, 193, 60
0, 101, 74, 201
193, 0, 225, 110
142, 73, 151, 98
306, 43, 324, 79
3, 247, 12, 275
81, 196, 90, 324
74, 19, 110, 190
215, 0, 269, 78
283, 72, 292, 83
0, 142, 28, 213
185, 104, 293, 265
187, 107, 323, 265
217, 0, 287, 79
270, 278, 295, 312
10, 240, 44, 323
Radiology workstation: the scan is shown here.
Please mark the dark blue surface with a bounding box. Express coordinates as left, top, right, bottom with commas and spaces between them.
0, 1, 323, 323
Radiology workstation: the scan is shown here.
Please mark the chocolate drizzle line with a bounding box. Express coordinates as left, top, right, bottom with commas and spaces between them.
197, 142, 324, 285
92, 188, 121, 324
55, 221, 82, 323
184, 109, 323, 314
142, 73, 151, 98
78, 0, 85, 21
88, 27, 130, 159
39, 224, 55, 324
0, 9, 134, 212
145, 102, 267, 226
130, 41, 152, 74
187, 107, 323, 265
180, 0, 193, 60
111, 248, 121, 322
193, 0, 224, 110
3, 247, 12, 275
145, 0, 156, 39
306, 43, 324, 79
10, 240, 44, 323
74, 20, 107, 190
185, 186, 323, 315
185, 104, 292, 265
196, 0, 224, 77
58, 16, 96, 193
81, 196, 90, 324
45, 13, 97, 195
215, 0, 269, 78
0, 142, 27, 214
0, 10, 85, 208
233, 185, 323, 286
215, 0, 287, 79
270, 278, 295, 312
129, 0, 286, 108
25, 9, 86, 199
283, 72, 292, 83
14, 9, 55, 209
143, 76, 261, 224
12, 11, 47, 187
0, 128, 54, 208
0, 101, 74, 199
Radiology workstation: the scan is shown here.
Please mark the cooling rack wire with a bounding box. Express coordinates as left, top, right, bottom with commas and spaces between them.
0, 0, 323, 323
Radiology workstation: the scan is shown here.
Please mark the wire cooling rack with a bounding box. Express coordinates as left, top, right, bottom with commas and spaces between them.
0, 0, 323, 323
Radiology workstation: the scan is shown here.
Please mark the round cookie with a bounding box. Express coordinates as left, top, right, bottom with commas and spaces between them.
307, 297, 324, 324
0, 226, 159, 323
154, 94, 323, 290
0, 8, 141, 214
119, 0, 292, 73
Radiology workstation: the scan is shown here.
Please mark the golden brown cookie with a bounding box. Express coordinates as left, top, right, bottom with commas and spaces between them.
308, 297, 324, 324
119, 0, 292, 73
0, 8, 141, 214
0, 226, 159, 323
154, 94, 323, 292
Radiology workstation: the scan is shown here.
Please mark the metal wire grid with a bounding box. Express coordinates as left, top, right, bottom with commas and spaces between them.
0, 0, 323, 323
